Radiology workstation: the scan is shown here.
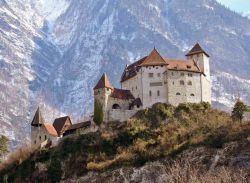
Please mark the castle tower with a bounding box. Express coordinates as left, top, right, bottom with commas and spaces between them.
186, 43, 212, 103
93, 73, 113, 122
31, 107, 45, 145
186, 43, 210, 80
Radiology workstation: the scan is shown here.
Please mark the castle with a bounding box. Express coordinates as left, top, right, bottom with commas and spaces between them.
94, 43, 212, 122
31, 43, 212, 147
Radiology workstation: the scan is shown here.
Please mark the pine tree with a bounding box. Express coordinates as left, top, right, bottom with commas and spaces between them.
94, 99, 103, 125
0, 135, 8, 162
231, 100, 247, 123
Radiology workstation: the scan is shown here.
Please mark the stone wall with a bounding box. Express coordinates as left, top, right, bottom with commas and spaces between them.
167, 70, 202, 106
107, 109, 138, 122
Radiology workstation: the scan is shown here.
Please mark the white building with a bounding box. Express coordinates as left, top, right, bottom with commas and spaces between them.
94, 43, 212, 122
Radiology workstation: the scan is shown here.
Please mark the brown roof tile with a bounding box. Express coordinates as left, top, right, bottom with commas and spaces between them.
129, 98, 142, 109
139, 48, 167, 66
110, 88, 135, 100
31, 107, 45, 126
186, 43, 210, 57
43, 123, 58, 137
66, 121, 91, 131
53, 116, 72, 135
164, 58, 201, 73
94, 73, 113, 90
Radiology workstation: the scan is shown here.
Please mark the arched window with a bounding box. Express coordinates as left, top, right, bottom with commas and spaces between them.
149, 90, 152, 96
188, 81, 192, 86
190, 93, 195, 96
176, 92, 181, 96
180, 80, 184, 85
112, 104, 121, 109
157, 90, 160, 96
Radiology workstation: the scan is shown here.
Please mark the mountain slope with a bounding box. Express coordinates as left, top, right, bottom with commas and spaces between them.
1, 0, 250, 148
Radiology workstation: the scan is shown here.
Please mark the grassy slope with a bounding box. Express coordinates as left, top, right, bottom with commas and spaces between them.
1, 103, 250, 182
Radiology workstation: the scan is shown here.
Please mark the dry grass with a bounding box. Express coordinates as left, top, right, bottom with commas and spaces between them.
0, 144, 37, 171
165, 161, 248, 183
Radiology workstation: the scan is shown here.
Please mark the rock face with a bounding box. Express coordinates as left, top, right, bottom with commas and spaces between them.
62, 140, 250, 183
1, 0, 250, 148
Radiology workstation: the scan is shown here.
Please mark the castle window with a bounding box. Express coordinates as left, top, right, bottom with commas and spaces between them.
176, 92, 181, 96
45, 135, 47, 140
149, 90, 152, 97
34, 140, 36, 144
181, 73, 184, 76
157, 90, 160, 96
172, 72, 174, 76
39, 136, 41, 141
188, 73, 193, 77
112, 104, 121, 109
188, 81, 192, 86
187, 65, 192, 69
156, 67, 159, 69
161, 65, 163, 67
148, 73, 154, 77
173, 82, 174, 85
157, 73, 161, 77
180, 80, 185, 85
190, 93, 195, 96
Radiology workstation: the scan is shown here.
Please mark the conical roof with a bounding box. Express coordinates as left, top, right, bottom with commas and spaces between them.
186, 43, 210, 57
94, 73, 113, 90
31, 107, 45, 126
140, 48, 167, 66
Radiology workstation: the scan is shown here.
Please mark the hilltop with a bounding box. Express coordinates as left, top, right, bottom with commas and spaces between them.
1, 103, 250, 182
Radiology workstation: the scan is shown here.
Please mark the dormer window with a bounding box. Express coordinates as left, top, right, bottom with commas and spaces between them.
187, 65, 191, 69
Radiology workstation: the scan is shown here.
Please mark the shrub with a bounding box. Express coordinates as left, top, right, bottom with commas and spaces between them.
231, 100, 248, 122
47, 158, 63, 183
0, 135, 8, 162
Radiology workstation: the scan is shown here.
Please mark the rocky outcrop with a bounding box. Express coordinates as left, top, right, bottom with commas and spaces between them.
62, 139, 250, 183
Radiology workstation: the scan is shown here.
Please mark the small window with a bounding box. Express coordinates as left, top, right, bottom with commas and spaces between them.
34, 140, 36, 144
176, 93, 181, 96
45, 135, 47, 140
156, 67, 159, 69
39, 136, 41, 141
172, 72, 174, 76
181, 73, 185, 76
136, 86, 137, 89
148, 73, 154, 77
187, 65, 192, 69
190, 93, 195, 96
188, 81, 192, 86
180, 80, 185, 85
132, 87, 134, 91
188, 73, 193, 77
172, 82, 174, 85
149, 90, 152, 96
157, 90, 160, 96
161, 65, 163, 67
157, 73, 161, 77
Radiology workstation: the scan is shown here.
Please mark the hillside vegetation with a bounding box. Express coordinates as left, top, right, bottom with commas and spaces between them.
1, 103, 250, 182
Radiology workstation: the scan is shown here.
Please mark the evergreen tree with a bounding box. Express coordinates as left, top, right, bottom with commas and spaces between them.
94, 99, 103, 125
231, 100, 247, 123
0, 135, 8, 162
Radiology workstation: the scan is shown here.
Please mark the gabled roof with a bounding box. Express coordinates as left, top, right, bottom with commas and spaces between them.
43, 123, 58, 137
186, 43, 210, 57
110, 88, 135, 100
53, 116, 72, 135
31, 107, 45, 126
94, 73, 113, 90
129, 98, 143, 109
140, 48, 168, 66
164, 58, 202, 73
65, 121, 91, 131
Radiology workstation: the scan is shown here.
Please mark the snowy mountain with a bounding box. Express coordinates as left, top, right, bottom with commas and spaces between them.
243, 11, 250, 19
1, 0, 250, 149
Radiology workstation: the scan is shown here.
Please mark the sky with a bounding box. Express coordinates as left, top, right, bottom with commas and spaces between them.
217, 0, 250, 13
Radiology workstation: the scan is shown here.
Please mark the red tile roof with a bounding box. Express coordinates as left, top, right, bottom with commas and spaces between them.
164, 58, 201, 73
139, 48, 168, 66
94, 73, 113, 90
110, 88, 135, 100
186, 43, 210, 57
43, 123, 58, 137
